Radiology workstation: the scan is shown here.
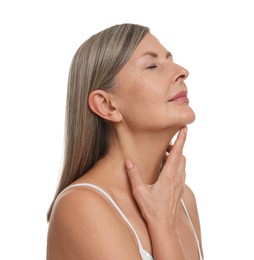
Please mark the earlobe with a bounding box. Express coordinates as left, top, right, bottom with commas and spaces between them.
88, 90, 122, 122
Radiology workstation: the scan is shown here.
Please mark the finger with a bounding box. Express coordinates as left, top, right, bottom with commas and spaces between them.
161, 127, 187, 174
178, 155, 186, 180
172, 126, 187, 154
125, 159, 144, 191
167, 126, 187, 162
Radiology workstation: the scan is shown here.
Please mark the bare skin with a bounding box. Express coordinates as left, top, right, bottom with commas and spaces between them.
47, 33, 203, 259
47, 130, 203, 259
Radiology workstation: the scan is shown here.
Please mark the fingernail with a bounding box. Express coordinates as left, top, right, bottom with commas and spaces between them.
126, 159, 134, 170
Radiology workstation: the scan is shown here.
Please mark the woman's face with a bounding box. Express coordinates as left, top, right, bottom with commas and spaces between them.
112, 33, 195, 132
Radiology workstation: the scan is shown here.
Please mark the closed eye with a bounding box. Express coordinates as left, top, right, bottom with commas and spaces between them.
146, 64, 157, 69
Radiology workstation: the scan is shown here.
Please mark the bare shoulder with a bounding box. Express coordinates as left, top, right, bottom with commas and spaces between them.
183, 184, 201, 222
183, 184, 203, 249
183, 184, 197, 208
47, 186, 141, 260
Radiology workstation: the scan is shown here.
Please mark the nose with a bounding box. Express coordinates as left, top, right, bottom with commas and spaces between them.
174, 64, 189, 83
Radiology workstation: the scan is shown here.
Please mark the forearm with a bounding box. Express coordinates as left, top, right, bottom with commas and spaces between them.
148, 223, 185, 260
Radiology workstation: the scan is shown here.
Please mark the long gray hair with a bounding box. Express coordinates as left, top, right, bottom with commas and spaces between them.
47, 23, 149, 221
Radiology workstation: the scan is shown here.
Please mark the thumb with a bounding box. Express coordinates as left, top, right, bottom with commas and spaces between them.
125, 159, 144, 191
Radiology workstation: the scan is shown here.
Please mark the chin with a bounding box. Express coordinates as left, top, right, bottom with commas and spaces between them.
176, 107, 196, 127
186, 109, 196, 125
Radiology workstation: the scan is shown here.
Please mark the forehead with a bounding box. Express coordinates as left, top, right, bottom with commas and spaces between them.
130, 33, 169, 60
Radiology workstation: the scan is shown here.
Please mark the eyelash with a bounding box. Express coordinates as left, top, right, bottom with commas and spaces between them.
147, 64, 157, 69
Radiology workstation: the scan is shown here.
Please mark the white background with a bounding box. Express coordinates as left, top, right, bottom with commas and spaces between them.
1, 0, 253, 259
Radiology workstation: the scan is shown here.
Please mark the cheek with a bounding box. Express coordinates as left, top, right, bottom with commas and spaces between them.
114, 75, 168, 123
116, 94, 155, 129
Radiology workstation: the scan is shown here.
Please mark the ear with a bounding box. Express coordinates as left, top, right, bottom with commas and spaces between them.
88, 90, 122, 122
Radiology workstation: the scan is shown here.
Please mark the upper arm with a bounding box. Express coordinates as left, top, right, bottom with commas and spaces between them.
47, 188, 142, 260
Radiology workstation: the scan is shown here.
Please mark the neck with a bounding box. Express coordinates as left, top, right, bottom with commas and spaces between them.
98, 127, 179, 189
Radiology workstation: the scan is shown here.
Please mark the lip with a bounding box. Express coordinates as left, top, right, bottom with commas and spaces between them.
169, 90, 189, 103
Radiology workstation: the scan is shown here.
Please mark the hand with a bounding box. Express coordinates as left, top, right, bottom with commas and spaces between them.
125, 127, 187, 228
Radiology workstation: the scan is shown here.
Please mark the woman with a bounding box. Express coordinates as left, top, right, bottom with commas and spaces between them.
47, 23, 203, 260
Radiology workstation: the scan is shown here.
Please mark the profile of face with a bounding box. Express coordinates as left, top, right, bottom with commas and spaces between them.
89, 31, 195, 135
110, 33, 195, 132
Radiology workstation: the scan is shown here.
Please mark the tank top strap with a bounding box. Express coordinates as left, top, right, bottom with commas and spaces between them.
61, 183, 146, 256
181, 198, 203, 260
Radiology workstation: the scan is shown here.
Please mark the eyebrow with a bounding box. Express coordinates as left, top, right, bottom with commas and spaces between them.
140, 51, 173, 59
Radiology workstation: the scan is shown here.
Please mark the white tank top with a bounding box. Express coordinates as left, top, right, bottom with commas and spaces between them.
62, 183, 202, 260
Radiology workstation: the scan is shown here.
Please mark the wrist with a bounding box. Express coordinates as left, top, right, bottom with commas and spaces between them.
148, 223, 185, 260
